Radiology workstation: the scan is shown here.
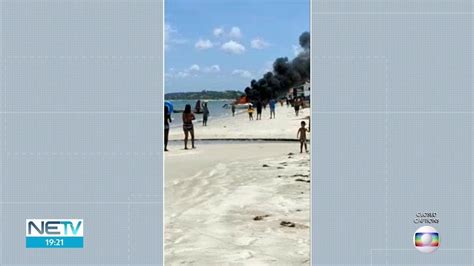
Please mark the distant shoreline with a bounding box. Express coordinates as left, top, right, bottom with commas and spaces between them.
164, 98, 235, 101
165, 90, 244, 101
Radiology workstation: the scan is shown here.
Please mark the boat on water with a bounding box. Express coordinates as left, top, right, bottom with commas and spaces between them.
221, 95, 251, 109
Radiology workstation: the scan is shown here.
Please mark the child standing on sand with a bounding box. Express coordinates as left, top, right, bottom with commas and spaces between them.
297, 121, 309, 153
248, 104, 254, 121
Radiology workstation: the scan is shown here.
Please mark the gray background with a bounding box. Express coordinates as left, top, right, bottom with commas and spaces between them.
0, 0, 471, 265
1, 0, 163, 265
312, 0, 472, 265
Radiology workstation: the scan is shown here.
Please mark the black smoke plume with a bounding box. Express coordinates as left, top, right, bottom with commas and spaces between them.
244, 31, 310, 101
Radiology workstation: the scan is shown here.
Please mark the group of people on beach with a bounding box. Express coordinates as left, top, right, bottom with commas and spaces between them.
247, 97, 306, 121
164, 102, 205, 151
247, 99, 277, 121
164, 98, 310, 153
165, 100, 211, 151
246, 97, 310, 153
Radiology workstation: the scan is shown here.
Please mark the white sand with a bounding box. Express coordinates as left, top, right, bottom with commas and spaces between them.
168, 105, 311, 140
165, 106, 311, 265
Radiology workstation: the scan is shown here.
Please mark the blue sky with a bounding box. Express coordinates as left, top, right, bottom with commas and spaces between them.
165, 0, 309, 93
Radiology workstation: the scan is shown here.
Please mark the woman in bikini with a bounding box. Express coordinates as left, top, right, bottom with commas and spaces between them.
182, 104, 196, 149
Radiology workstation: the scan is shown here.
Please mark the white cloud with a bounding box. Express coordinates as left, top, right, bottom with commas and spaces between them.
167, 63, 219, 79
221, 41, 246, 54
165, 23, 187, 50
164, 24, 174, 50
229, 26, 242, 39
188, 64, 200, 71
232, 69, 253, 79
292, 44, 304, 56
213, 27, 224, 37
195, 39, 214, 50
176, 72, 189, 78
169, 64, 220, 78
251, 38, 270, 49
203, 65, 221, 73
165, 24, 175, 41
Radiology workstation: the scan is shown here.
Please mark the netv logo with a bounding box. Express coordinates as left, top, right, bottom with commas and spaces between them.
26, 219, 83, 237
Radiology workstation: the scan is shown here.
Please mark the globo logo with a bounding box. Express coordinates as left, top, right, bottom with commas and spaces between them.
413, 226, 439, 253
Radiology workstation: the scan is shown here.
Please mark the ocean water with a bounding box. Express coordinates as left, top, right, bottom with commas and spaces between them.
166, 99, 235, 128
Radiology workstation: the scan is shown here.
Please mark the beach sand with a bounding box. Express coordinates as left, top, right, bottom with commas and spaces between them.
165, 105, 311, 265
168, 105, 311, 140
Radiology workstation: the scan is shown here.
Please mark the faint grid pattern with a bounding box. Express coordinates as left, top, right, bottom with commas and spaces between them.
1, 0, 163, 265
312, 0, 472, 265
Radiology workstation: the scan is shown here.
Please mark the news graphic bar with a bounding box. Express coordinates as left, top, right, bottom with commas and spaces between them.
25, 219, 84, 249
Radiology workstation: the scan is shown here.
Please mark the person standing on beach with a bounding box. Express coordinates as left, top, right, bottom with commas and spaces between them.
256, 101, 262, 120
297, 121, 309, 153
182, 104, 196, 149
269, 99, 276, 119
294, 98, 300, 116
231, 104, 236, 117
202, 102, 209, 126
248, 104, 254, 121
164, 105, 172, 152
194, 100, 201, 113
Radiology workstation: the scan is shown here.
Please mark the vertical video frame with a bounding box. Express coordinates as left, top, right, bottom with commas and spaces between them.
164, 0, 311, 264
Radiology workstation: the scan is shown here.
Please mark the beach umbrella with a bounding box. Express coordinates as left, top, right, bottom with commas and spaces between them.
165, 101, 173, 114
